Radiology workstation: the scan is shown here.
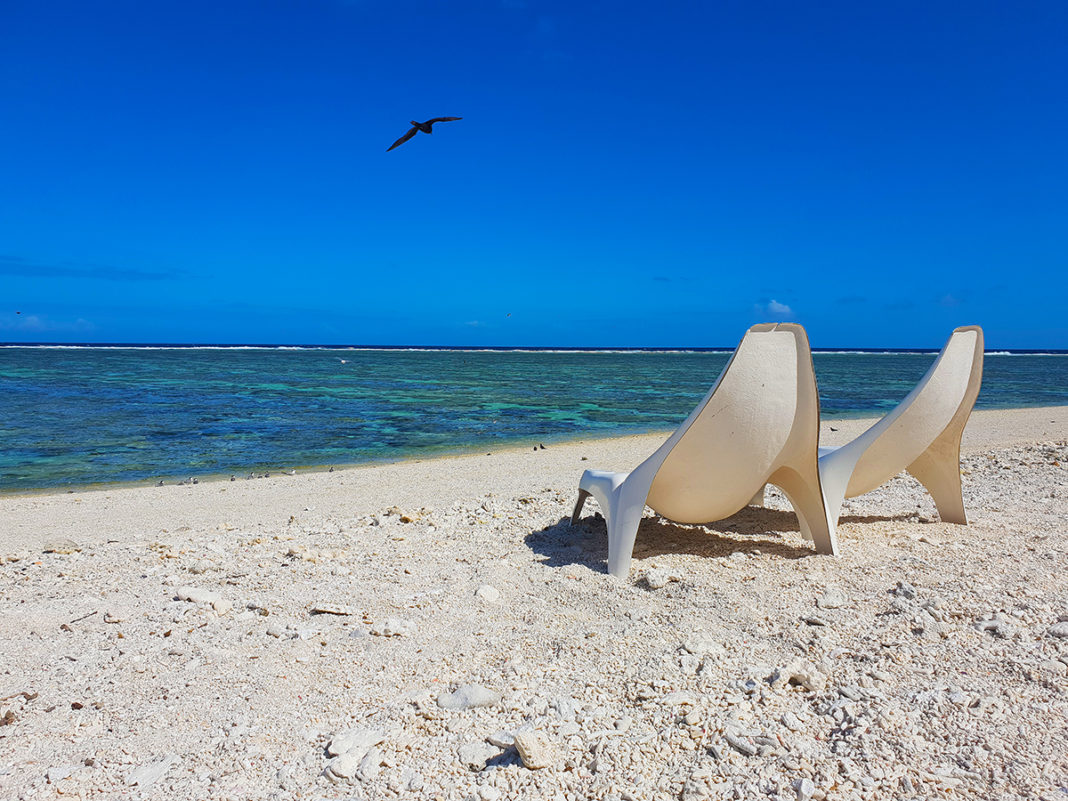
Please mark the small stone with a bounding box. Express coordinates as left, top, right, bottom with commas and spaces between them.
310, 603, 358, 616
358, 747, 383, 781
794, 777, 816, 801
43, 538, 81, 555
817, 587, 847, 609
327, 728, 387, 758
975, 618, 1017, 639
487, 730, 515, 749
210, 598, 231, 615
46, 765, 79, 784
770, 660, 827, 692
1038, 659, 1067, 675
892, 581, 917, 600
175, 589, 218, 606
370, 618, 416, 637
837, 685, 864, 701
724, 731, 757, 757
1048, 622, 1068, 639
475, 585, 501, 603
513, 731, 554, 769
437, 685, 501, 711
324, 752, 361, 783
644, 569, 673, 590
682, 633, 725, 657
780, 711, 804, 732
127, 755, 178, 787
458, 741, 497, 771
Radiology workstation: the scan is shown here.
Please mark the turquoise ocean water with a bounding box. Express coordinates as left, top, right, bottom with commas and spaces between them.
1, 347, 1065, 492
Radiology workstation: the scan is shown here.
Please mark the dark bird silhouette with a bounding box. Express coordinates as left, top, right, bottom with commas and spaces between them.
387, 117, 462, 151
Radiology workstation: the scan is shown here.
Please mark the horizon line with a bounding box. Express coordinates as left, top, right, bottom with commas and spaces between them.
1, 341, 1066, 355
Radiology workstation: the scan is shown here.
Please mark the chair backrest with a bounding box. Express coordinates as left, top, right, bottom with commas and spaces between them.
843, 325, 984, 496
643, 323, 820, 524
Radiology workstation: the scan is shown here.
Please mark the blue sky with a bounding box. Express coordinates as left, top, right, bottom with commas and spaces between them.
1, 1, 1065, 347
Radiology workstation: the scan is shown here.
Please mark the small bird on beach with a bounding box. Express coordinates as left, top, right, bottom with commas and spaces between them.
386, 117, 462, 151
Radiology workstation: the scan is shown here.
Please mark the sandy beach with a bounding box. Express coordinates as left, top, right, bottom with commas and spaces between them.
0, 405, 1065, 800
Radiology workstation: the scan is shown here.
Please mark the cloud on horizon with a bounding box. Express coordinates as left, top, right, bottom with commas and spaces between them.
0, 255, 176, 282
0, 314, 95, 333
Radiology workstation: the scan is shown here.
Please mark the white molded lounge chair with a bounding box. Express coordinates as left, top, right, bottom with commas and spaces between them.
571, 323, 836, 579
812, 325, 984, 533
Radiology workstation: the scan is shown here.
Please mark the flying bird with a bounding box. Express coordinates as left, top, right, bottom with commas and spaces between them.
387, 117, 462, 151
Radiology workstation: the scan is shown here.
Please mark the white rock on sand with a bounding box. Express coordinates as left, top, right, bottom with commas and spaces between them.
0, 406, 1064, 800
437, 685, 501, 711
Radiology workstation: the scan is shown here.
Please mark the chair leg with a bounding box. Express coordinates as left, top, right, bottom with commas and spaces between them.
605, 499, 645, 579
572, 470, 655, 579
772, 466, 838, 556
571, 489, 591, 525
816, 448, 857, 533
907, 441, 967, 524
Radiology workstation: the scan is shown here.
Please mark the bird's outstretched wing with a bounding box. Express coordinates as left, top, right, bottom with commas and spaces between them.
426, 116, 462, 124
387, 126, 418, 151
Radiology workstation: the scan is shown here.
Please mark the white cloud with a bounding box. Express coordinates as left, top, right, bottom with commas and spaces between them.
753, 299, 794, 318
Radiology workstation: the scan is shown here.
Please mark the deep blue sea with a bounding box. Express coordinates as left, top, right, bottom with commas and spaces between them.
1, 346, 1066, 491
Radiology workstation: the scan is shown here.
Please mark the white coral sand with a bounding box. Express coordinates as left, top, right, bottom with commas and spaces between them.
0, 406, 1065, 800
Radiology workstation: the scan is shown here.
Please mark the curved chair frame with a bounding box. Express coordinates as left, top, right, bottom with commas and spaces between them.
816, 325, 984, 529
571, 323, 836, 578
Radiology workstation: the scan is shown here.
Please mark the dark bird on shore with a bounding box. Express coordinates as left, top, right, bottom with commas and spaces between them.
387, 117, 462, 151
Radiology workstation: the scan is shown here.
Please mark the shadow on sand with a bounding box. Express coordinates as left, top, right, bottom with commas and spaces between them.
525, 506, 845, 573
525, 505, 924, 574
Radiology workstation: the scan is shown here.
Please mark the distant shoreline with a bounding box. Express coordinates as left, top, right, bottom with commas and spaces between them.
2, 342, 1067, 355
